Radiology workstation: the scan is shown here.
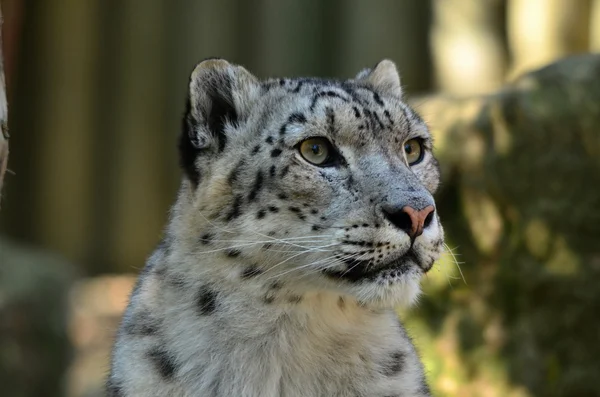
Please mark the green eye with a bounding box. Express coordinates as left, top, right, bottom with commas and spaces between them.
299, 137, 334, 166
404, 138, 424, 165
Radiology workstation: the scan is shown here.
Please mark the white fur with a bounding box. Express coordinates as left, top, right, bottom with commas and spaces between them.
108, 59, 442, 397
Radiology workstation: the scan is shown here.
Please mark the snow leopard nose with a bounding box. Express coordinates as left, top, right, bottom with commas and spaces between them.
382, 205, 435, 239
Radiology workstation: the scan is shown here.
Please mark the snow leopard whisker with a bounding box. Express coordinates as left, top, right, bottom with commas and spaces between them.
265, 254, 344, 281
195, 240, 334, 255
443, 243, 466, 285
202, 235, 335, 244
263, 244, 341, 276
296, 252, 366, 280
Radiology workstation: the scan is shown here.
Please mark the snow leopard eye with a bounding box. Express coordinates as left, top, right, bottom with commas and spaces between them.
298, 137, 336, 166
404, 138, 424, 166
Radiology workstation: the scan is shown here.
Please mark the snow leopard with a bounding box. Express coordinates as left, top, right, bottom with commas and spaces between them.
107, 58, 443, 397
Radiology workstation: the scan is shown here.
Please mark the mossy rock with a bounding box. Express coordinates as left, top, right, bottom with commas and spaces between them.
0, 238, 75, 397
409, 54, 600, 397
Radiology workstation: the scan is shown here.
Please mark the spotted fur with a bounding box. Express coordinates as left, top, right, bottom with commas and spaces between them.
108, 58, 443, 396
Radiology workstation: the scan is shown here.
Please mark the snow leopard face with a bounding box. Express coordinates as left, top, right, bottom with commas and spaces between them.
175, 58, 443, 307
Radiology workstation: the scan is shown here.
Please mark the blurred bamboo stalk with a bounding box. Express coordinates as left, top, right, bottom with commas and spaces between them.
109, 0, 169, 272
430, 0, 508, 95
32, 0, 101, 264
0, 4, 8, 205
591, 0, 600, 50
508, 0, 591, 77
336, 0, 431, 92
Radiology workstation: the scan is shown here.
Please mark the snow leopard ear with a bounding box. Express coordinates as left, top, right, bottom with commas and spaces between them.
355, 59, 403, 98
180, 58, 260, 185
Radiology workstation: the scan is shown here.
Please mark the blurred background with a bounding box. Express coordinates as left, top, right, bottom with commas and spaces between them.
1, 0, 599, 396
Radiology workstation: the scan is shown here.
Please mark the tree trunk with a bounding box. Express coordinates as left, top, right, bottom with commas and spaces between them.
507, 0, 591, 77
430, 0, 508, 95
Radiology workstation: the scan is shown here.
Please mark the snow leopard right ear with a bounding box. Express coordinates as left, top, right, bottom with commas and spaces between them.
355, 59, 403, 98
180, 58, 260, 186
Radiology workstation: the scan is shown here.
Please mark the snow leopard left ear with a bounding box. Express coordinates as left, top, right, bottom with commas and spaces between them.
180, 58, 260, 186
355, 59, 403, 98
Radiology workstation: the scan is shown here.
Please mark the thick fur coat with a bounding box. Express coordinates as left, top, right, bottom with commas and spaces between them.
108, 59, 444, 397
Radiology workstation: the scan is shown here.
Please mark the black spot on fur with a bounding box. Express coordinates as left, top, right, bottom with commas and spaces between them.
269, 165, 276, 178
271, 148, 282, 157
257, 209, 266, 219
268, 206, 279, 213
384, 109, 394, 125
309, 90, 349, 112
288, 206, 304, 220
123, 311, 159, 336
373, 111, 385, 130
226, 195, 243, 221
147, 348, 177, 380
353, 106, 361, 118
225, 249, 241, 257
399, 106, 412, 134
106, 378, 124, 397
279, 78, 286, 86
200, 233, 213, 244
326, 107, 336, 135
288, 112, 307, 124
277, 193, 288, 200
266, 136, 274, 144
280, 165, 290, 178
248, 170, 264, 201
292, 80, 305, 93
269, 281, 283, 290
262, 82, 274, 93
340, 82, 364, 105
264, 295, 275, 304
228, 159, 245, 185
196, 285, 217, 315
312, 225, 322, 231
278, 110, 307, 136
251, 145, 261, 155
288, 295, 303, 304
362, 109, 373, 130
241, 266, 263, 278
373, 92, 384, 106
382, 351, 406, 376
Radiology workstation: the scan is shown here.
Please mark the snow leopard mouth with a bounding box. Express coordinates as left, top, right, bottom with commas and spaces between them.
323, 250, 431, 282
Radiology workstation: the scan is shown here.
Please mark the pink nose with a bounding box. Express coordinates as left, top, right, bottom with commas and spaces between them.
383, 205, 435, 239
